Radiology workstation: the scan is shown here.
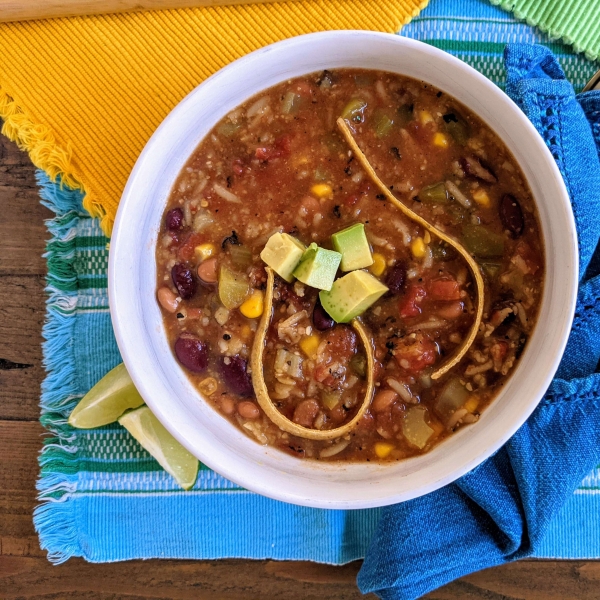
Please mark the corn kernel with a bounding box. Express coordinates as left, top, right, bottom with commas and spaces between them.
411, 236, 427, 259
239, 290, 264, 319
374, 442, 395, 459
239, 324, 253, 340
464, 396, 479, 413
194, 243, 216, 262
311, 183, 333, 199
369, 253, 386, 277
433, 132, 449, 148
472, 189, 491, 207
423, 231, 431, 244
299, 333, 321, 358
418, 110, 434, 125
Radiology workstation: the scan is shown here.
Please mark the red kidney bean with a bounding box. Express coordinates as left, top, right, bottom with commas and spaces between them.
313, 297, 335, 331
385, 263, 406, 295
171, 263, 196, 299
499, 194, 524, 237
219, 355, 253, 397
174, 334, 208, 373
166, 208, 184, 231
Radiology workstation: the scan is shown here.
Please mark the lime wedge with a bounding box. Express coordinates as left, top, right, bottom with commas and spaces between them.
68, 363, 145, 429
118, 406, 199, 490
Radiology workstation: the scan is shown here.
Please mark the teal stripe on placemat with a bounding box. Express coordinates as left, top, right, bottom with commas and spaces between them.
33, 0, 600, 565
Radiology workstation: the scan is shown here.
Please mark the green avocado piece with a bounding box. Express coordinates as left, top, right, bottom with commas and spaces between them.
332, 223, 373, 271
319, 270, 388, 323
260, 233, 306, 282
292, 243, 341, 291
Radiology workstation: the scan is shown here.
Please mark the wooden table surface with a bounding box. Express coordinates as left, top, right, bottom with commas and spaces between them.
1, 131, 598, 599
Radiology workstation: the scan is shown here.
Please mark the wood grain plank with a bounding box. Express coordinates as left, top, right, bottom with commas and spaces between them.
0, 275, 46, 421
0, 134, 50, 276
0, 0, 296, 25
0, 421, 43, 556
2, 556, 600, 599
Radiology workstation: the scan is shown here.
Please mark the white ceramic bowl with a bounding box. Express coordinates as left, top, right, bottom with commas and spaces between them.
109, 31, 577, 509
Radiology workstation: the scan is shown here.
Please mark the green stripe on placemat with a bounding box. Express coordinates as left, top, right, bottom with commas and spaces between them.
491, 0, 600, 61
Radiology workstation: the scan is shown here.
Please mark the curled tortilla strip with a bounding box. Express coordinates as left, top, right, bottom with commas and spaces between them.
250, 267, 375, 441
336, 117, 484, 380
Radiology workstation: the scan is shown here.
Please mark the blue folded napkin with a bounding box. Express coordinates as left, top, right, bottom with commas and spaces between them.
358, 44, 600, 600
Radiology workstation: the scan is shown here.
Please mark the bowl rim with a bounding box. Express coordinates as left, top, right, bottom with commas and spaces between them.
109, 30, 578, 509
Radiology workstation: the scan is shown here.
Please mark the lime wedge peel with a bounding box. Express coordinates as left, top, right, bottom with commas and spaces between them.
68, 363, 145, 429
119, 406, 199, 491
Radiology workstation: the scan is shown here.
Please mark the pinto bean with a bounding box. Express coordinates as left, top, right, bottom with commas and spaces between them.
293, 399, 320, 427
157, 286, 179, 313
238, 401, 260, 420
437, 301, 464, 319
197, 257, 218, 284
371, 389, 398, 412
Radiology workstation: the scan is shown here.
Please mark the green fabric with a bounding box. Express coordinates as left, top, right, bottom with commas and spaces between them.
491, 0, 600, 61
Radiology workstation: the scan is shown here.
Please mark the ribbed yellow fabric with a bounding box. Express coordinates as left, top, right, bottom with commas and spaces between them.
0, 1, 428, 235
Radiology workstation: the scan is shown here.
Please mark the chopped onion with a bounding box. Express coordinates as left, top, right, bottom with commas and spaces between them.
319, 439, 350, 458
393, 219, 412, 246
213, 183, 241, 204
368, 232, 388, 247
274, 348, 303, 379
445, 180, 472, 208
193, 209, 214, 232
246, 96, 270, 119
387, 378, 415, 403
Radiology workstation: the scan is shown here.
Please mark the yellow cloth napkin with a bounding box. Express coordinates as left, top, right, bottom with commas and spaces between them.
0, 1, 427, 235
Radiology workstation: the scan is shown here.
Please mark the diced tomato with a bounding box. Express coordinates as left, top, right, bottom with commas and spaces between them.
293, 81, 314, 97
255, 135, 292, 161
398, 285, 427, 318
393, 333, 437, 372
344, 193, 360, 206
232, 158, 249, 176
344, 182, 371, 205
323, 327, 357, 360
515, 241, 541, 275
428, 277, 461, 301
177, 232, 204, 261
490, 340, 509, 363
357, 411, 376, 431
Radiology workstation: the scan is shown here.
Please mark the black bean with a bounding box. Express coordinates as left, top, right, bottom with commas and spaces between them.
165, 208, 184, 231
499, 194, 524, 237
313, 298, 335, 331
219, 355, 253, 397
385, 264, 406, 295
171, 263, 196, 299
174, 334, 208, 373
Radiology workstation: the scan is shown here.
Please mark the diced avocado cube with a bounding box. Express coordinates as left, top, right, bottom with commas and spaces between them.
260, 233, 306, 282
293, 243, 341, 291
332, 223, 373, 271
319, 270, 388, 323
